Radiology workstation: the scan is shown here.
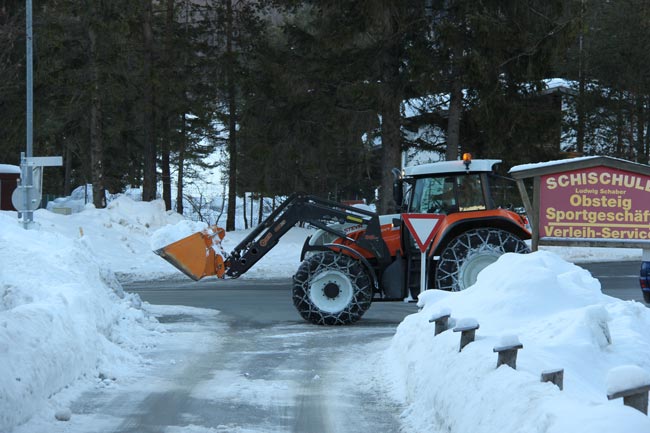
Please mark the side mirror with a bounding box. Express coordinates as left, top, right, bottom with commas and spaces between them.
392, 168, 403, 209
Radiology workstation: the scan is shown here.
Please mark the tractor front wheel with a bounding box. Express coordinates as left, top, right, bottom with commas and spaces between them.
435, 228, 529, 291
292, 252, 372, 325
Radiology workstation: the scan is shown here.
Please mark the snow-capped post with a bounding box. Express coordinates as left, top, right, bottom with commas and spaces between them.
493, 335, 523, 369
453, 318, 479, 351
401, 214, 445, 293
606, 365, 650, 415
429, 308, 451, 336
541, 369, 564, 390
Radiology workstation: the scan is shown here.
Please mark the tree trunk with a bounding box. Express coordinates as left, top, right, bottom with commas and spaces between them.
258, 194, 264, 224
616, 94, 623, 157
225, 0, 237, 231
88, 23, 105, 208
646, 109, 650, 163
176, 114, 186, 215
576, 68, 586, 154
379, 94, 401, 214
63, 135, 72, 196
377, 1, 401, 214
636, 96, 645, 163
628, 100, 636, 160
446, 77, 462, 161
576, 3, 586, 155
161, 122, 171, 209
242, 192, 247, 230
125, 128, 137, 187
142, 0, 156, 201
250, 193, 254, 227
160, 0, 175, 210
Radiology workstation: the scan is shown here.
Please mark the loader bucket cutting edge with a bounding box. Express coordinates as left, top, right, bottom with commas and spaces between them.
155, 231, 226, 281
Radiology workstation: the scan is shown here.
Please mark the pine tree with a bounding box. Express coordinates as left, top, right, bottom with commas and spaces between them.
586, 0, 650, 161
431, 0, 579, 168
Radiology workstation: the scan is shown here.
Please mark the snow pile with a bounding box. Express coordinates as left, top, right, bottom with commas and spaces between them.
0, 196, 327, 431
0, 211, 163, 432
150, 219, 210, 251
45, 192, 312, 281
35, 196, 186, 281
47, 185, 143, 213
383, 251, 650, 433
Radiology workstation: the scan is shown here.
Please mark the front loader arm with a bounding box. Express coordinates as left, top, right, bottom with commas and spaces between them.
225, 193, 389, 277
156, 193, 390, 281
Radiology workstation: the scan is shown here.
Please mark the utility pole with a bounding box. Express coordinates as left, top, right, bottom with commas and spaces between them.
22, 0, 35, 228
13, 0, 63, 227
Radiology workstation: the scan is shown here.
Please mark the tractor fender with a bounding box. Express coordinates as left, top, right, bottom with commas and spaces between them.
430, 213, 531, 257
300, 240, 379, 289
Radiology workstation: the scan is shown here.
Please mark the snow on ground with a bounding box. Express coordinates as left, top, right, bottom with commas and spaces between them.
382, 251, 650, 433
1, 197, 650, 432
541, 245, 643, 263
0, 205, 163, 432
0, 197, 313, 432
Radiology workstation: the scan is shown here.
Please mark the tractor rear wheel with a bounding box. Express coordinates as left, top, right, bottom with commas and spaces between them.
292, 252, 372, 325
435, 228, 529, 291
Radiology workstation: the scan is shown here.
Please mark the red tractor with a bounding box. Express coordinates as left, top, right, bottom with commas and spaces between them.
157, 156, 531, 325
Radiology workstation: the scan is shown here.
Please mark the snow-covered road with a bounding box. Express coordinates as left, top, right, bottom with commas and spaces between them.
14, 303, 405, 433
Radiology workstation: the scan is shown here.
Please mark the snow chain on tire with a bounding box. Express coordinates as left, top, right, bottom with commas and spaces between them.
292, 251, 372, 325
435, 228, 530, 292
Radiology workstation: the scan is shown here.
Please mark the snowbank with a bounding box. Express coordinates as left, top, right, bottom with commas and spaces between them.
36, 196, 188, 281
0, 211, 164, 432
0, 197, 326, 431
382, 251, 650, 433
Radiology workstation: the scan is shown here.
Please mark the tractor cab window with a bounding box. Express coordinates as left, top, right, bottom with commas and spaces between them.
410, 174, 486, 214
410, 176, 457, 214
458, 175, 486, 211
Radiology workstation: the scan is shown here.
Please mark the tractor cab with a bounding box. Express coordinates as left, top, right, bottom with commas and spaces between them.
393, 155, 531, 296
395, 156, 503, 215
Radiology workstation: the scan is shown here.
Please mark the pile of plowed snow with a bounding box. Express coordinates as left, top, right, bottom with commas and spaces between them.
0, 197, 314, 431
382, 251, 650, 433
0, 206, 166, 431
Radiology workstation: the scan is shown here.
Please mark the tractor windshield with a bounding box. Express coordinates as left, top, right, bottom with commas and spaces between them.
409, 174, 486, 214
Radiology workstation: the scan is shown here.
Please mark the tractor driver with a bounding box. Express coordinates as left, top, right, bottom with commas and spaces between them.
428, 177, 458, 214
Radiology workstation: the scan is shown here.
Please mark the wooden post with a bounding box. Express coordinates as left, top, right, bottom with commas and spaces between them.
608, 385, 650, 415
494, 343, 523, 369
541, 369, 564, 390
453, 320, 479, 352
429, 312, 451, 336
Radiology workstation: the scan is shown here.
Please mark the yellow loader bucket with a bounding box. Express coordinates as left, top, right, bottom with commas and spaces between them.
155, 227, 226, 281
